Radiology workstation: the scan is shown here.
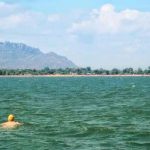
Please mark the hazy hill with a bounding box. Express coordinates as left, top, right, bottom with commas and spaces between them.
0, 42, 76, 69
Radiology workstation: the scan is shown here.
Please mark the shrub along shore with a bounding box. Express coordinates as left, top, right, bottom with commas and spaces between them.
0, 67, 150, 76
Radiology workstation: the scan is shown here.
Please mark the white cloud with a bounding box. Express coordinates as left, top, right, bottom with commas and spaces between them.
69, 4, 150, 34
0, 2, 61, 30
48, 14, 61, 22
66, 4, 150, 68
0, 2, 18, 13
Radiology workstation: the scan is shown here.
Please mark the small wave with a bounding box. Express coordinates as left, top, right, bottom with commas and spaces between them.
128, 141, 150, 146
73, 126, 115, 137
45, 139, 72, 148
126, 130, 150, 137
101, 91, 118, 98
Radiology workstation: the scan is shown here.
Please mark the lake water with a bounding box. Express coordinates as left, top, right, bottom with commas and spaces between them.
0, 77, 150, 150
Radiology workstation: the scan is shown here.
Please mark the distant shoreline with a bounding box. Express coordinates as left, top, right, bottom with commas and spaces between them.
0, 74, 150, 77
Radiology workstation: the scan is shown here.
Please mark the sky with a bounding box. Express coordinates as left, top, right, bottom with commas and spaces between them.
0, 0, 150, 69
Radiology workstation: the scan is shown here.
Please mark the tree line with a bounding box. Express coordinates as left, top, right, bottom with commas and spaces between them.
0, 66, 150, 75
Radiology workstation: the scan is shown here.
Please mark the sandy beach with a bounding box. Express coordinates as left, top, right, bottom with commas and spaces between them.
0, 74, 150, 77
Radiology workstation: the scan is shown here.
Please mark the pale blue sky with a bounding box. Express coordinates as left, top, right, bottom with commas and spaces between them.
3, 0, 150, 12
0, 0, 150, 68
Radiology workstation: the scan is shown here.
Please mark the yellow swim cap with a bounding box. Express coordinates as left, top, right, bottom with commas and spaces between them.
8, 114, 14, 121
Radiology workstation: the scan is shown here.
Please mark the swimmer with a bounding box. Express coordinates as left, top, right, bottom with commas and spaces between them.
1, 114, 22, 129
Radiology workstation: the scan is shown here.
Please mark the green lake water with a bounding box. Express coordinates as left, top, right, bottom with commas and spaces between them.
0, 77, 150, 150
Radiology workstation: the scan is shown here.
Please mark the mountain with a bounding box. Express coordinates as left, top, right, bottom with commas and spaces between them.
0, 42, 76, 69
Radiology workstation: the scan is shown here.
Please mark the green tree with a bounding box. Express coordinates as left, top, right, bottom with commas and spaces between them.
136, 68, 143, 74
111, 68, 120, 74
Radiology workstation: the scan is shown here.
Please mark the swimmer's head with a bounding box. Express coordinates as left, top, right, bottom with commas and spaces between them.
8, 114, 14, 121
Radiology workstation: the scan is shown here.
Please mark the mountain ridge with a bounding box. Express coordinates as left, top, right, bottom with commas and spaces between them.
0, 41, 76, 69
